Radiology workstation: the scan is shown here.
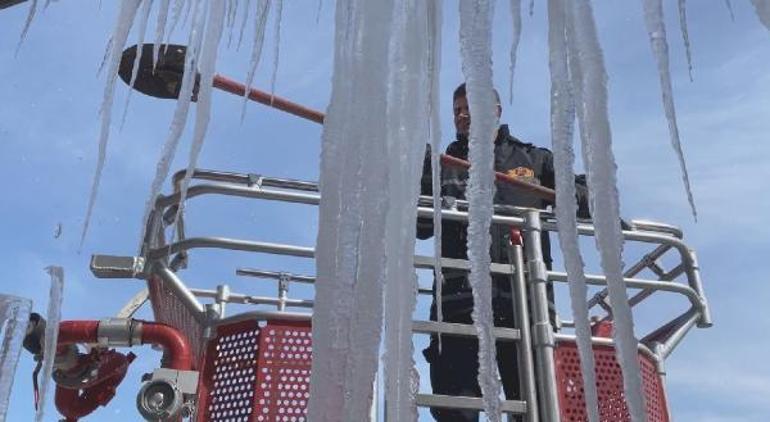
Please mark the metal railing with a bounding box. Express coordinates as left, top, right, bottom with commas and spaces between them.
90, 168, 711, 421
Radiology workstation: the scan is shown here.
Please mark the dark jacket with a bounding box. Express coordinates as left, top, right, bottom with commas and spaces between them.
418, 125, 590, 317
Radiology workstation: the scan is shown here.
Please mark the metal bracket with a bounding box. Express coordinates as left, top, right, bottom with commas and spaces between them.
90, 255, 146, 279
97, 318, 143, 347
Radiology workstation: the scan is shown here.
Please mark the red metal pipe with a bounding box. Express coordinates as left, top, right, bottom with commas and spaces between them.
210, 77, 556, 201
439, 154, 556, 202
213, 74, 325, 124
52, 320, 193, 421
139, 321, 193, 370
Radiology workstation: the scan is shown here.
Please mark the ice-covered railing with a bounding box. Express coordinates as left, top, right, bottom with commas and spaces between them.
90, 167, 711, 420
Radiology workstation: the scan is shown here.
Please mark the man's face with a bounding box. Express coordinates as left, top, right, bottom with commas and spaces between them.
453, 94, 502, 138
453, 95, 470, 137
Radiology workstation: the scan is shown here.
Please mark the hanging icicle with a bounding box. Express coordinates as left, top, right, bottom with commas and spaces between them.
426, 0, 445, 354
308, 0, 394, 420
566, 1, 647, 420
458, 0, 503, 420
547, 0, 600, 420
268, 0, 284, 102
677, 0, 694, 81
35, 266, 64, 422
80, 0, 143, 249
0, 295, 32, 422
241, 0, 271, 121
641, 0, 698, 221
508, 0, 522, 104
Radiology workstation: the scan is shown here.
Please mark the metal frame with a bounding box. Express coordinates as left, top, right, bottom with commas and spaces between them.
91, 168, 711, 422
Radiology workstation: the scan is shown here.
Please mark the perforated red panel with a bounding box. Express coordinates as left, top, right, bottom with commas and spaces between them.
197, 319, 261, 422
253, 320, 312, 422
554, 342, 669, 422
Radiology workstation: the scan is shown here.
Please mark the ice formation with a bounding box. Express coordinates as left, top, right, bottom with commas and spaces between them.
677, 0, 694, 81
35, 266, 64, 422
642, 0, 698, 221
508, 0, 522, 104
566, 1, 646, 420
0, 295, 32, 422
459, 0, 503, 420
547, 0, 599, 419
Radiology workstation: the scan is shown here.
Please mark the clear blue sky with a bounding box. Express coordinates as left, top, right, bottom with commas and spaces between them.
1, 1, 768, 421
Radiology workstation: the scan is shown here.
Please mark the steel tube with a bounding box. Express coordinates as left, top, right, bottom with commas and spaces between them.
510, 244, 539, 422
522, 210, 560, 422
412, 320, 520, 340
153, 265, 207, 324
189, 288, 315, 309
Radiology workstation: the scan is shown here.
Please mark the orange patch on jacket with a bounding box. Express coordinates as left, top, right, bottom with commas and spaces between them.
506, 167, 534, 179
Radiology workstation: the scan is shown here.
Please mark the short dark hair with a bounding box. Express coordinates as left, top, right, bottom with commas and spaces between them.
453, 82, 500, 104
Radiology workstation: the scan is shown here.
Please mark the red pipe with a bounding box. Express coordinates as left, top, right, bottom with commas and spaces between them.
213, 74, 326, 124
210, 77, 556, 201
52, 320, 193, 421
139, 321, 193, 370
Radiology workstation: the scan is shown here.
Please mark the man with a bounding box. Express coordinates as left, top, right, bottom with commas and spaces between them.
418, 83, 589, 421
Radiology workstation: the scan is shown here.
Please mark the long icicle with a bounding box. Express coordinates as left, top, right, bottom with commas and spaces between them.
172, 0, 228, 238
120, 0, 155, 131
677, 0, 694, 81
80, 0, 143, 250
566, 1, 647, 420
16, 0, 39, 54
458, 0, 502, 420
308, 0, 393, 419
641, 0, 698, 221
426, 0, 444, 353
508, 0, 522, 104
547, 0, 599, 419
240, 0, 271, 122
137, 0, 206, 252
268, 0, 284, 102
35, 266, 65, 422
0, 296, 32, 422
383, 3, 428, 420
153, 0, 171, 69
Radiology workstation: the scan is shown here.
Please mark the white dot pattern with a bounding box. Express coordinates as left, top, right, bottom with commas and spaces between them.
197, 320, 313, 422
254, 322, 313, 422
203, 323, 261, 422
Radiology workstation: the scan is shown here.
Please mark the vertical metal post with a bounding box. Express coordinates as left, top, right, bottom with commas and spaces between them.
277, 273, 291, 312
215, 284, 230, 318
522, 210, 560, 422
508, 242, 539, 422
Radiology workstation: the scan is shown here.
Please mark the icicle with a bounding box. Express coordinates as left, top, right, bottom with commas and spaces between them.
0, 295, 32, 422
508, 0, 522, 104
725, 0, 736, 22
547, 0, 599, 420
529, 0, 534, 16
752, 0, 770, 31
17, 0, 39, 54
641, 0, 697, 220
120, 0, 155, 131
309, 0, 395, 420
677, 0, 694, 82
427, 0, 444, 353
566, 1, 646, 421
269, 0, 284, 103
137, 0, 206, 252
152, 0, 171, 69
165, 0, 188, 43
169, 0, 228, 243
97, 37, 113, 76
382, 2, 429, 420
225, 0, 239, 48
240, 0, 270, 121
458, 1, 502, 420
236, 0, 251, 51
80, 0, 143, 250
35, 266, 64, 422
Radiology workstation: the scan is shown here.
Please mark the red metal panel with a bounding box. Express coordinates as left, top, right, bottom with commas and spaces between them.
554, 342, 669, 422
253, 320, 312, 422
196, 319, 312, 422
197, 319, 262, 422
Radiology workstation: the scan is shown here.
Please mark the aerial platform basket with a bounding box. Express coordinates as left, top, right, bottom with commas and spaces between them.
65, 166, 711, 421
